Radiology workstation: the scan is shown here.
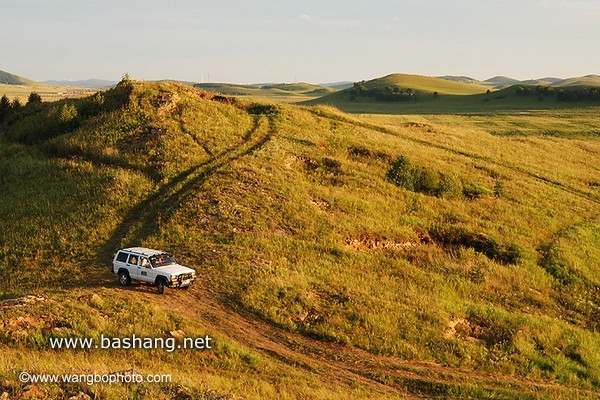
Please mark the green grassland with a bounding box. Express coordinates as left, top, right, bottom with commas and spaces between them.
304, 73, 600, 114
195, 81, 335, 102
0, 82, 97, 102
1, 77, 600, 399
0, 70, 100, 102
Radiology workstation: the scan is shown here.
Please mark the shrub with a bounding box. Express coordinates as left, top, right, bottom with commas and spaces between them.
27, 92, 42, 105
429, 224, 523, 265
387, 155, 462, 198
493, 179, 505, 198
77, 92, 105, 118
463, 182, 491, 199
387, 155, 417, 190
0, 95, 10, 122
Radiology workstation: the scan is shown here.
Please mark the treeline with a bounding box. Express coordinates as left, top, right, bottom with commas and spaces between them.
349, 81, 416, 102
0, 78, 132, 144
515, 85, 600, 102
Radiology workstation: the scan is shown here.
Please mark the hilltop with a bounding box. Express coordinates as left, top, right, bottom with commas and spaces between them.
195, 81, 335, 101
1, 79, 600, 399
0, 69, 39, 86
1, 69, 98, 102
305, 73, 600, 113
42, 78, 118, 88
484, 75, 600, 89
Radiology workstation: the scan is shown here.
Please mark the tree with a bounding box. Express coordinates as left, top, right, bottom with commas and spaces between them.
27, 92, 42, 105
58, 103, 79, 130
0, 95, 10, 121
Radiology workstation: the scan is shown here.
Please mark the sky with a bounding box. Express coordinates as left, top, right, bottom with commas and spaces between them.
1, 0, 599, 84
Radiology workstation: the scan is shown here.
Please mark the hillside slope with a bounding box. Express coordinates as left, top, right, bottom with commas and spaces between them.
0, 69, 39, 86
195, 81, 335, 101
1, 80, 600, 399
1, 70, 97, 102
306, 73, 600, 114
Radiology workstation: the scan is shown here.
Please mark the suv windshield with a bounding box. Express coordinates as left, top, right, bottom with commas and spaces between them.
149, 254, 177, 268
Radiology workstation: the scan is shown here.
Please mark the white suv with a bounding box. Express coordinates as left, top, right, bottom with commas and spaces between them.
112, 247, 196, 294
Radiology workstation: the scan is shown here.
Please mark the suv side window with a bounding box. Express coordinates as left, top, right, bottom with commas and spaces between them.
128, 254, 138, 265
140, 257, 150, 268
116, 251, 128, 263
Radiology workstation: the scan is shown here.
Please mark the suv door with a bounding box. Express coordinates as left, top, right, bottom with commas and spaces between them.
138, 256, 155, 283
126, 253, 140, 280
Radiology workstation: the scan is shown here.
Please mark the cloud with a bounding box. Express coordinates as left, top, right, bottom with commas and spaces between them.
298, 13, 363, 28
319, 18, 363, 28
537, 0, 600, 18
299, 14, 314, 23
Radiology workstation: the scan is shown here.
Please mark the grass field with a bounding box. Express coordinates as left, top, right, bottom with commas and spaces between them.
1, 78, 599, 399
0, 83, 98, 103
194, 81, 336, 103
304, 73, 600, 114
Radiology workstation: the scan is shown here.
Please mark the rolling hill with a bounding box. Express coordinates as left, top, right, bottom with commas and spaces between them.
0, 69, 39, 86
483, 75, 600, 89
357, 73, 491, 94
42, 79, 118, 88
304, 73, 600, 114
1, 69, 98, 102
1, 78, 600, 399
195, 81, 335, 101
554, 74, 600, 87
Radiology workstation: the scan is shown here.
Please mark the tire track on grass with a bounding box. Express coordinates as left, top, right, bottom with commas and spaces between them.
96, 113, 274, 265
308, 108, 600, 205
159, 280, 596, 399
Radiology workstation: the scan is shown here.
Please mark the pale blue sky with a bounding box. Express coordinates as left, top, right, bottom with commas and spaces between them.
1, 0, 598, 83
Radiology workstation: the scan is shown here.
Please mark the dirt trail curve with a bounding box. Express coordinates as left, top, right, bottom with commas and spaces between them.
158, 279, 591, 399
95, 112, 274, 264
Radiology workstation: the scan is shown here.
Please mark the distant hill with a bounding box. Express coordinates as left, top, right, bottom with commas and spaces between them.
0, 70, 39, 86
554, 74, 600, 87
483, 76, 522, 88
42, 79, 117, 88
304, 72, 600, 113
321, 81, 353, 90
362, 74, 491, 94
483, 75, 600, 89
438, 75, 486, 86
305, 73, 490, 109
195, 81, 335, 99
520, 77, 563, 86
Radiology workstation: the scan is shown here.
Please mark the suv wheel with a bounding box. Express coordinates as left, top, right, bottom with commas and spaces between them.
156, 278, 166, 294
118, 270, 131, 286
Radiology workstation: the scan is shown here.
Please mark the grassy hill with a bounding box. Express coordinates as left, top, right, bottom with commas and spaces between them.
305, 73, 600, 114
554, 74, 600, 87
1, 79, 600, 399
354, 73, 490, 95
195, 81, 335, 102
1, 69, 99, 102
0, 70, 40, 86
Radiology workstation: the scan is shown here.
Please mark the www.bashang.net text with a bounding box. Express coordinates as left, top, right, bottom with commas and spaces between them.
48, 333, 213, 352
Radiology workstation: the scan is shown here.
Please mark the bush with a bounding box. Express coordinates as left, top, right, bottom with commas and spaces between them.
387, 155, 417, 190
5, 102, 80, 144
27, 92, 42, 105
387, 155, 462, 198
463, 182, 491, 199
429, 224, 524, 265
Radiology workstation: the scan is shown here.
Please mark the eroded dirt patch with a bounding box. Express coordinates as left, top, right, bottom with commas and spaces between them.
345, 236, 419, 252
